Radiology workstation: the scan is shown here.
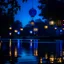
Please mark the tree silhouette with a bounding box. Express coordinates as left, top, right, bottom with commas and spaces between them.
0, 0, 20, 38
38, 0, 64, 20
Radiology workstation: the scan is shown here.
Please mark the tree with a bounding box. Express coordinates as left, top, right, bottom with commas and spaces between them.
38, 0, 64, 20
0, 0, 20, 38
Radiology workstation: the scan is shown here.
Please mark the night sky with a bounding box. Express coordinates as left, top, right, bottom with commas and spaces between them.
14, 0, 43, 27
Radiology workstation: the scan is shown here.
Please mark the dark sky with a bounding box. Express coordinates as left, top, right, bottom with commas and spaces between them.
14, 0, 44, 27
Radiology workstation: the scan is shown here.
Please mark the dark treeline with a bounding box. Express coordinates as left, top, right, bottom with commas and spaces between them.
38, 0, 64, 20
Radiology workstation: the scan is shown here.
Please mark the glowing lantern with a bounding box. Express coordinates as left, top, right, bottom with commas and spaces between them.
9, 32, 12, 36
49, 20, 55, 25
14, 30, 18, 33
9, 27, 12, 30
54, 27, 57, 30
33, 28, 38, 32
20, 28, 23, 31
44, 25, 48, 29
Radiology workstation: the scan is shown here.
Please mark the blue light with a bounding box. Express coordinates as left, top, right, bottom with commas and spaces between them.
17, 31, 20, 35
30, 30, 33, 34
60, 30, 62, 32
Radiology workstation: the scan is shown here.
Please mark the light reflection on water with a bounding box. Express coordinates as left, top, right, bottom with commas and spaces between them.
0, 39, 64, 64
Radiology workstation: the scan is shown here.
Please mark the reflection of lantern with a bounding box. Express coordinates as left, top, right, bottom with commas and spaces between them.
40, 57, 42, 63
50, 55, 54, 63
56, 20, 62, 27
49, 20, 55, 25
29, 8, 37, 17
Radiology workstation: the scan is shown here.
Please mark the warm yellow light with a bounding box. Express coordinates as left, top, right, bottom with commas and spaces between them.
34, 49, 38, 56
57, 58, 62, 63
14, 48, 17, 57
9, 39, 12, 47
49, 55, 54, 63
30, 22, 34, 25
20, 28, 23, 31
49, 21, 55, 25
44, 25, 48, 29
14, 30, 18, 33
33, 28, 38, 32
40, 57, 42, 63
45, 53, 48, 59
9, 27, 12, 30
9, 50, 12, 56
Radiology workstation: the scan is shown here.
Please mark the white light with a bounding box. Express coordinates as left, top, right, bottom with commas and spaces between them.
54, 27, 57, 30
14, 30, 18, 33
33, 28, 38, 31
9, 33, 12, 35
20, 28, 23, 31
49, 21, 55, 25
9, 27, 12, 30
30, 31, 33, 34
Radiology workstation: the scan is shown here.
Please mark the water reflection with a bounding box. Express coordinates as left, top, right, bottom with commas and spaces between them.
0, 39, 64, 64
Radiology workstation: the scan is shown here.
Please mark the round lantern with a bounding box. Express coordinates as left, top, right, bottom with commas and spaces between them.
49, 20, 55, 25
29, 8, 37, 17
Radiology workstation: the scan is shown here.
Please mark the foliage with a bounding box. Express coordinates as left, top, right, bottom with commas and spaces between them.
38, 0, 64, 20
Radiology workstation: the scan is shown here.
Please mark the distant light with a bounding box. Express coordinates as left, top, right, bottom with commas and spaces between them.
9, 32, 12, 36
33, 28, 38, 32
49, 55, 54, 63
30, 30, 33, 34
14, 30, 18, 33
14, 48, 17, 57
9, 27, 12, 30
60, 30, 62, 32
54, 27, 57, 30
9, 50, 12, 56
30, 22, 34, 25
40, 57, 42, 63
20, 28, 23, 31
49, 20, 55, 25
44, 25, 48, 29
17, 32, 20, 35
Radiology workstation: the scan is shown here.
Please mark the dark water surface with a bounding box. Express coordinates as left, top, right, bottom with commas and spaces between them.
0, 39, 64, 64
